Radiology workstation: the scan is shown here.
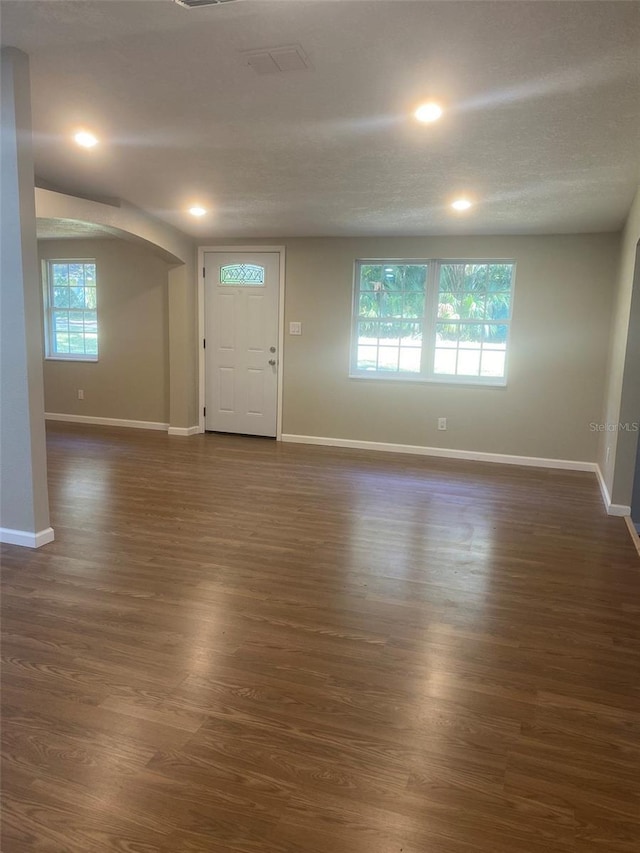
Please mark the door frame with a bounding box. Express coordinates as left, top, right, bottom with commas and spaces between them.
197, 245, 286, 437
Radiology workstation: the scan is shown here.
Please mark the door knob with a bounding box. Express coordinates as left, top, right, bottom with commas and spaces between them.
269, 346, 276, 353
268, 359, 276, 366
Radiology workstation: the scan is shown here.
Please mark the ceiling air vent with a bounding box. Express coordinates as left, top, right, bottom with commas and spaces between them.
174, 0, 238, 8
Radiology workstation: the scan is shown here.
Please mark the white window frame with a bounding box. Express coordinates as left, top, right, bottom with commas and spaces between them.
350, 258, 515, 387
42, 258, 99, 362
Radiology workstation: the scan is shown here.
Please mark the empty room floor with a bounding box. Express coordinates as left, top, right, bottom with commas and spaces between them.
1, 422, 639, 853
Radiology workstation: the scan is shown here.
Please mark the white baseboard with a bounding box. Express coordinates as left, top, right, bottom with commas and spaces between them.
1, 526, 55, 548
46, 414, 201, 436
168, 426, 200, 436
45, 413, 169, 431
595, 465, 631, 517
624, 517, 640, 555
282, 433, 597, 473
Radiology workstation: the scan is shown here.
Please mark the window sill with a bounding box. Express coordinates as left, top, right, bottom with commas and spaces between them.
349, 373, 507, 388
45, 357, 99, 363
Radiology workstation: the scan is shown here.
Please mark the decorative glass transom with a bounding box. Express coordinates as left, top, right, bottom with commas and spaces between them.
219, 263, 265, 286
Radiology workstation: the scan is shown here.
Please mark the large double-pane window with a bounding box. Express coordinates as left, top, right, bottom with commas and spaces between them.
351, 259, 514, 384
43, 260, 98, 360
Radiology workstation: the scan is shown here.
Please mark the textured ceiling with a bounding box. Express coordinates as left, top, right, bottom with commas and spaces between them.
3, 0, 639, 238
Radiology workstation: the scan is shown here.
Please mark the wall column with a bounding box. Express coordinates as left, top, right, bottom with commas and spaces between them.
168, 264, 190, 432
168, 257, 198, 434
612, 242, 640, 508
0, 47, 53, 547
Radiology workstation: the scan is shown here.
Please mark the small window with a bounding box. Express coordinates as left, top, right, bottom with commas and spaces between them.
43, 260, 98, 360
219, 263, 265, 286
351, 259, 514, 384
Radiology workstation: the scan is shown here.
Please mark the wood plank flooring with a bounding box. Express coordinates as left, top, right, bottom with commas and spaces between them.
2, 422, 639, 853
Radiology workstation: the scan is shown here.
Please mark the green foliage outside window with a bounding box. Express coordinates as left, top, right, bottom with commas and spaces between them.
437, 263, 511, 343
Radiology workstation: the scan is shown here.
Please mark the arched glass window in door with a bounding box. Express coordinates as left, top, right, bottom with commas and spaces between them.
219, 264, 265, 286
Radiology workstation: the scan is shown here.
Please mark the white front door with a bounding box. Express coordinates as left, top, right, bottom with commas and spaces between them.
204, 251, 280, 437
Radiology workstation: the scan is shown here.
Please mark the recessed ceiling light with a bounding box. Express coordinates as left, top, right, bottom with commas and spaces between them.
414, 102, 443, 124
451, 198, 473, 211
74, 131, 98, 149
188, 206, 207, 217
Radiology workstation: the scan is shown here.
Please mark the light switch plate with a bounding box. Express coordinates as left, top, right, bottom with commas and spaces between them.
289, 321, 302, 335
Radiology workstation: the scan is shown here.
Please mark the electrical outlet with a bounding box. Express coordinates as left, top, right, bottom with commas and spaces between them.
438, 417, 447, 430
289, 321, 302, 335
77, 389, 84, 400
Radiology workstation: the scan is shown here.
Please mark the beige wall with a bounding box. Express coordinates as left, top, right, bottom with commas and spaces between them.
599, 185, 640, 505
283, 235, 619, 460
39, 238, 171, 424
42, 231, 619, 465
208, 233, 619, 462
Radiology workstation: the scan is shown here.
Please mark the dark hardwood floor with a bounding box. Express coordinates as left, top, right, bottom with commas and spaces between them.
2, 422, 639, 853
